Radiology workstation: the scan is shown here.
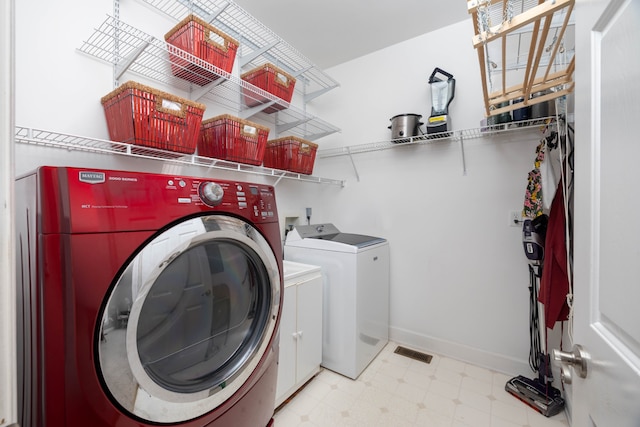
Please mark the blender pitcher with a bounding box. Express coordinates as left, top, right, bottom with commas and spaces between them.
427, 68, 456, 135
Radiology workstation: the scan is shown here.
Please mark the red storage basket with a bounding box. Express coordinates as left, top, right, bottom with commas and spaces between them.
198, 114, 270, 165
241, 64, 296, 113
263, 136, 318, 175
101, 81, 206, 154
165, 14, 239, 86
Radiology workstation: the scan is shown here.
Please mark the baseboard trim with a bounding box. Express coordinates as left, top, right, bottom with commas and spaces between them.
389, 326, 531, 376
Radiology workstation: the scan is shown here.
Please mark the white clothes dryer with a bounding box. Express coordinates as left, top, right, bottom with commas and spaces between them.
284, 224, 389, 379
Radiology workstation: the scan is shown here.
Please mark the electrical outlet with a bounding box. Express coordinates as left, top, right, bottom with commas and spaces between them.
509, 210, 522, 227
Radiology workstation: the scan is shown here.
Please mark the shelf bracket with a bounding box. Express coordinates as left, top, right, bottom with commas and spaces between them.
273, 172, 287, 187
458, 132, 467, 176
200, 1, 231, 23
238, 41, 279, 68
114, 36, 153, 81
291, 65, 313, 77
189, 77, 228, 101
305, 130, 338, 141
276, 117, 312, 134
238, 102, 277, 119
304, 85, 338, 103
346, 147, 361, 182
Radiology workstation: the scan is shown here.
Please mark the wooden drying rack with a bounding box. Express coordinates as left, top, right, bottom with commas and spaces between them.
467, 0, 575, 117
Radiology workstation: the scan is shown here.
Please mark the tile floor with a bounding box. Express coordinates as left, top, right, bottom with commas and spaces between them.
273, 342, 570, 427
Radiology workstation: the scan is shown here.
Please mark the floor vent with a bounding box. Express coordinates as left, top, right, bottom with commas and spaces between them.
394, 346, 433, 364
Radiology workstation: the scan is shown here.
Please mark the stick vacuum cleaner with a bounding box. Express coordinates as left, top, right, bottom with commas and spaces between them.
505, 215, 565, 417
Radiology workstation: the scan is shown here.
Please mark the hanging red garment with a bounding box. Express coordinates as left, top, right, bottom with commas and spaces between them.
538, 178, 570, 328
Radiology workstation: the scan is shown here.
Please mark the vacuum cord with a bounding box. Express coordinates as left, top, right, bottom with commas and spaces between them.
529, 265, 541, 373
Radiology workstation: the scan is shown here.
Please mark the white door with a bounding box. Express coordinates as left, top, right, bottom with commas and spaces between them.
569, 0, 640, 425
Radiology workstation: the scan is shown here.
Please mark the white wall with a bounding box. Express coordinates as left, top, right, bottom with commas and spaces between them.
14, 0, 562, 376
300, 20, 561, 374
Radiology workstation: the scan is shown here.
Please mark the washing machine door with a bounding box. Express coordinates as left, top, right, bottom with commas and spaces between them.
97, 214, 280, 424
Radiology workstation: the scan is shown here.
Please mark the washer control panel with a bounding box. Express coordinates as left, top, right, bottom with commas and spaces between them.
188, 179, 276, 221
198, 181, 224, 207
50, 167, 281, 233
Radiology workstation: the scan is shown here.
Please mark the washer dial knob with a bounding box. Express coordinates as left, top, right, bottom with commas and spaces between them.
199, 182, 224, 207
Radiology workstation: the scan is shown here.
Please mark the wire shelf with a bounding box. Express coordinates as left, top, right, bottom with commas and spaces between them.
317, 117, 555, 158
138, 0, 340, 98
78, 16, 340, 141
15, 126, 345, 187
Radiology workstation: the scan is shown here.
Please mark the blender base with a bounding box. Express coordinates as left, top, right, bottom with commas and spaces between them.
426, 116, 448, 135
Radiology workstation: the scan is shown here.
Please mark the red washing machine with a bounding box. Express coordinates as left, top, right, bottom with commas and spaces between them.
15, 166, 283, 427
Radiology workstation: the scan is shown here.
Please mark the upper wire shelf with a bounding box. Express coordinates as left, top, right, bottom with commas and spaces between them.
317, 117, 556, 158
15, 127, 345, 187
78, 16, 339, 141
138, 0, 340, 101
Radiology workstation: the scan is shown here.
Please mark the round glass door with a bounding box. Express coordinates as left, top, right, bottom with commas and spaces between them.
97, 215, 280, 423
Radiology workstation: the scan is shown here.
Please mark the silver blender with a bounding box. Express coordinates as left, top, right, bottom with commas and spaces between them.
427, 68, 456, 135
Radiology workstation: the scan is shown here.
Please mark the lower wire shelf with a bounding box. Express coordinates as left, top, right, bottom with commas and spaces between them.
14, 126, 345, 187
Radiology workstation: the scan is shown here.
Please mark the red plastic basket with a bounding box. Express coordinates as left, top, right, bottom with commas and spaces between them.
165, 14, 239, 86
198, 114, 270, 165
101, 81, 206, 154
241, 64, 296, 113
263, 137, 318, 175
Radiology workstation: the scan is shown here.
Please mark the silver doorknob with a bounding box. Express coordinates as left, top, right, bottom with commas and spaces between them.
559, 364, 573, 384
552, 344, 588, 381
